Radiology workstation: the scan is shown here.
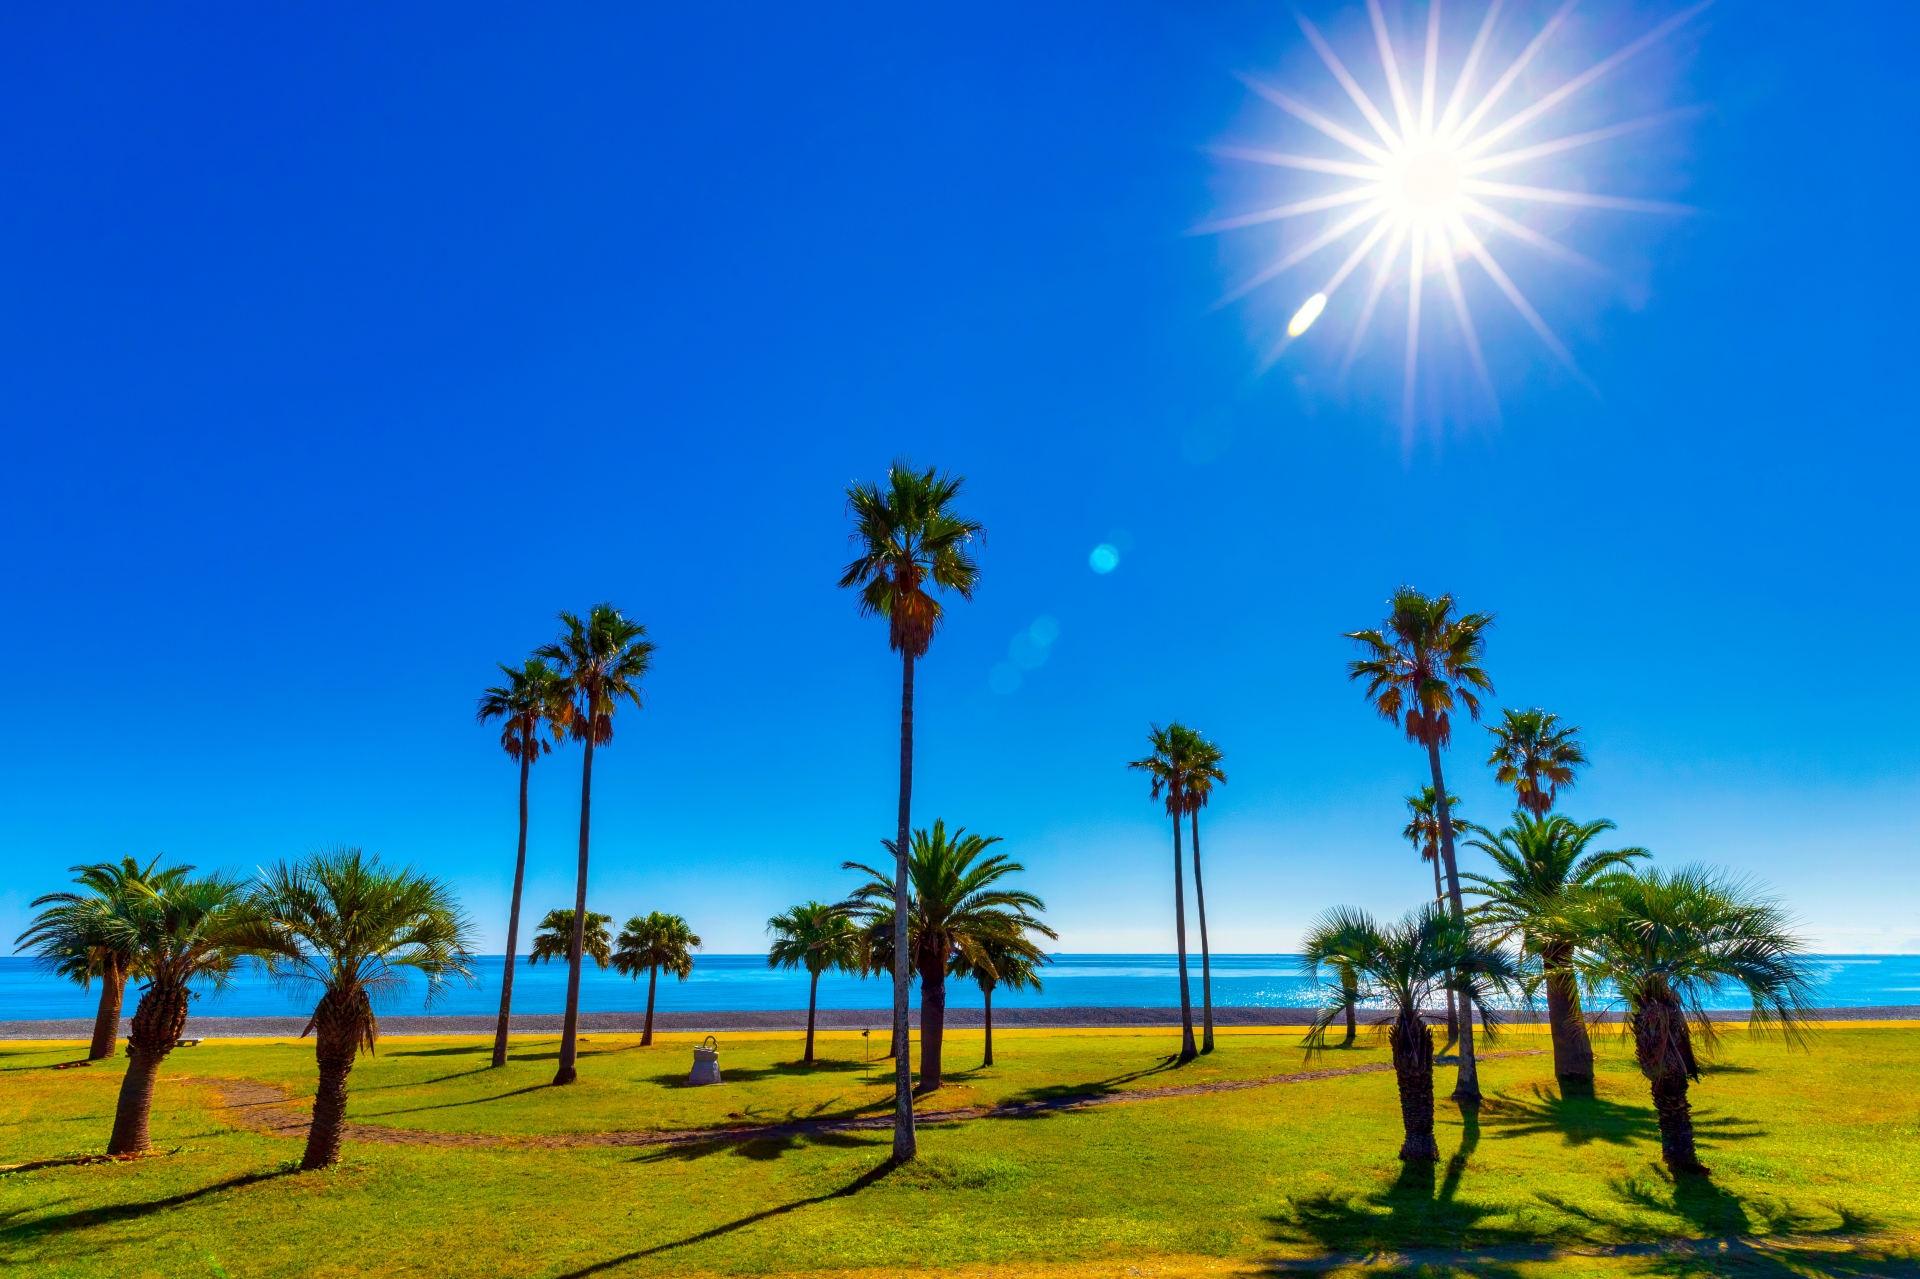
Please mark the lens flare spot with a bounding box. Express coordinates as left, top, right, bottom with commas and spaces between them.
1089, 544, 1120, 574
1288, 293, 1328, 336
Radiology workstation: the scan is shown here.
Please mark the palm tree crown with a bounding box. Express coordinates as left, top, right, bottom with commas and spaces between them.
839, 462, 982, 659
16, 855, 193, 987
476, 656, 572, 761
766, 903, 860, 978
616, 912, 702, 983
529, 909, 613, 969
1298, 905, 1374, 1046
1486, 708, 1588, 817
539, 605, 655, 745
1401, 786, 1462, 874
1345, 587, 1495, 751
1127, 723, 1196, 816
1462, 814, 1648, 955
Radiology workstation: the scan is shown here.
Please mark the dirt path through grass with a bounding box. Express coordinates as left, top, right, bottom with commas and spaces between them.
177, 1048, 1545, 1152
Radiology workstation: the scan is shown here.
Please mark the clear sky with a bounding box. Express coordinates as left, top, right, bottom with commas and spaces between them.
2, 2, 1915, 958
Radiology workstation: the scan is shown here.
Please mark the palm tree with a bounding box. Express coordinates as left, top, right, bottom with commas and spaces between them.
538, 603, 656, 1086
614, 912, 701, 1047
1570, 867, 1815, 1175
1302, 904, 1519, 1161
842, 820, 1050, 1093
1403, 786, 1464, 1040
955, 924, 1049, 1067
1461, 813, 1647, 1087
1486, 708, 1588, 817
1177, 726, 1227, 1054
766, 903, 860, 1066
1298, 906, 1372, 1047
476, 657, 570, 1069
89, 874, 277, 1153
528, 908, 612, 970
1346, 587, 1495, 1100
15, 856, 192, 1061
252, 849, 474, 1169
839, 461, 982, 1160
1129, 723, 1200, 1062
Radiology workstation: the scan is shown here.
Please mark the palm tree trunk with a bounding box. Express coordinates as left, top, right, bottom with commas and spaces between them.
891, 650, 917, 1160
1171, 802, 1197, 1063
643, 965, 659, 1047
1391, 1008, 1439, 1162
982, 985, 995, 1067
1342, 971, 1358, 1046
917, 948, 946, 1092
303, 1031, 357, 1170
1425, 739, 1479, 1102
89, 956, 127, 1062
1432, 855, 1458, 1042
1632, 996, 1706, 1174
555, 721, 597, 1086
805, 968, 820, 1066
1189, 809, 1215, 1054
108, 981, 189, 1154
492, 750, 534, 1069
1542, 941, 1593, 1084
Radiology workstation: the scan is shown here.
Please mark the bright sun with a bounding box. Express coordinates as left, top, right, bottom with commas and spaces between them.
1206, 0, 1708, 429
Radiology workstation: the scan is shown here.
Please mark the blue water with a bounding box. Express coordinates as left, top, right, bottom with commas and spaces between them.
3, 954, 1915, 1020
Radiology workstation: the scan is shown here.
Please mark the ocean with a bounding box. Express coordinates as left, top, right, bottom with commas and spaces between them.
4, 953, 1915, 1021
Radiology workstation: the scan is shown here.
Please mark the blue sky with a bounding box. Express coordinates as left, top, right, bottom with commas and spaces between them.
2, 1, 1915, 958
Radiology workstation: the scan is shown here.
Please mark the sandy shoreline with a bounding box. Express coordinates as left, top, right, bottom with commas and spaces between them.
5, 1003, 1917, 1039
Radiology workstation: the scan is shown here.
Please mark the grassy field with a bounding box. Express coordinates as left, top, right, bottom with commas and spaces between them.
2, 1023, 1917, 1277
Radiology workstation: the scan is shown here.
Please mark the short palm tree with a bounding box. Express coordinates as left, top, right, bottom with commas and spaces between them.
955, 924, 1049, 1067
1177, 726, 1227, 1054
1303, 905, 1520, 1162
528, 909, 613, 970
840, 461, 981, 1159
613, 912, 701, 1047
15, 856, 192, 1061
1486, 708, 1588, 817
843, 820, 1050, 1093
1403, 786, 1464, 1039
476, 656, 570, 1068
89, 874, 278, 1154
1461, 813, 1647, 1087
1346, 586, 1495, 1100
1569, 867, 1815, 1175
1128, 723, 1200, 1062
766, 903, 860, 1066
1298, 906, 1373, 1046
538, 603, 655, 1086
252, 849, 474, 1169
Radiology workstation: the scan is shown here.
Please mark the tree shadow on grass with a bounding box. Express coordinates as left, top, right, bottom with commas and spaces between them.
1478, 1084, 1763, 1151
629, 1129, 884, 1165
353, 1082, 553, 1118
995, 1057, 1184, 1107
548, 1157, 900, 1277
634, 1058, 871, 1088
0, 1167, 299, 1244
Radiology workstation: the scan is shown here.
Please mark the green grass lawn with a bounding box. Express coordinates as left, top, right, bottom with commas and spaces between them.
3, 1024, 1917, 1277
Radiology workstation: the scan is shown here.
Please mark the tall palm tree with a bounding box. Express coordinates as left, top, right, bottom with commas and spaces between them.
1347, 587, 1495, 1100
839, 461, 982, 1160
1129, 724, 1202, 1061
1177, 726, 1227, 1054
1461, 813, 1647, 1087
252, 849, 474, 1169
1302, 904, 1519, 1162
1403, 786, 1464, 1040
842, 820, 1050, 1092
538, 603, 655, 1086
15, 856, 192, 1061
1569, 867, 1815, 1175
1486, 708, 1588, 817
955, 924, 1049, 1067
766, 903, 860, 1066
89, 874, 278, 1154
528, 909, 612, 969
476, 657, 570, 1069
1298, 906, 1373, 1047
614, 912, 702, 1047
